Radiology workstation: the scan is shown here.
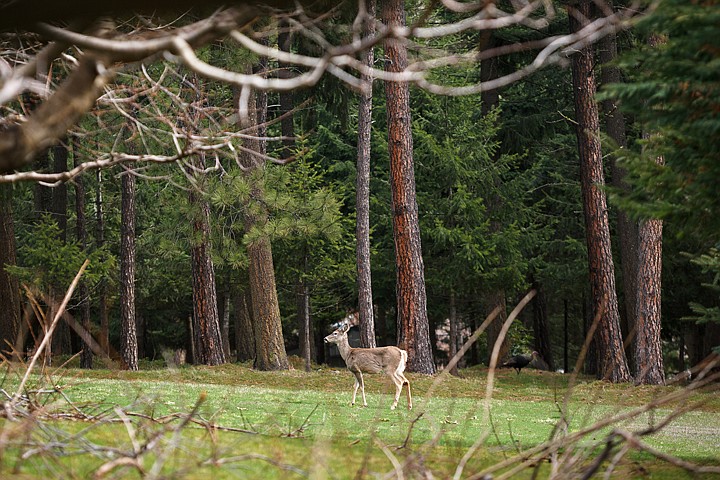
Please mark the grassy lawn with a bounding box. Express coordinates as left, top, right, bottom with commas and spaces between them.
1, 359, 719, 478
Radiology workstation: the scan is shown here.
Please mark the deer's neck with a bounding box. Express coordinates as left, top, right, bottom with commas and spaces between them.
335, 336, 353, 361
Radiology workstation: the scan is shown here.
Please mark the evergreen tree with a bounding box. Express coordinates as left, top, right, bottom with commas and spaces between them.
570, 0, 630, 382
383, 0, 435, 374
356, 0, 377, 349
0, 183, 20, 358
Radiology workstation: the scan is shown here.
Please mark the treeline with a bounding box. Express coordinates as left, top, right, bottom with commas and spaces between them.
0, 0, 718, 382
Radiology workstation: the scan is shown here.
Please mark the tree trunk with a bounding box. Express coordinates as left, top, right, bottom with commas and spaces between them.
532, 280, 555, 371
449, 291, 459, 376
51, 142, 68, 240
278, 19, 295, 160
383, 0, 435, 374
119, 169, 139, 370
95, 169, 110, 355
634, 214, 664, 384
486, 291, 510, 365
0, 184, 20, 358
563, 299, 569, 373
75, 144, 93, 369
599, 21, 637, 372
247, 234, 289, 370
220, 285, 231, 358
48, 141, 73, 357
480, 31, 512, 368
632, 34, 665, 385
298, 277, 312, 372
237, 72, 288, 371
570, 0, 630, 383
356, 0, 377, 349
233, 284, 255, 362
189, 153, 226, 366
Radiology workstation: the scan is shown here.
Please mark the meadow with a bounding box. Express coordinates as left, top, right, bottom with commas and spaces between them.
1, 357, 719, 479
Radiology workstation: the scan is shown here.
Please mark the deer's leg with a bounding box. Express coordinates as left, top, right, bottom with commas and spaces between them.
398, 373, 412, 410
390, 373, 403, 410
353, 371, 367, 407
352, 373, 360, 406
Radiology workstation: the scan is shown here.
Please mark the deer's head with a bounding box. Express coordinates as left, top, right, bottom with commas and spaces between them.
324, 323, 350, 344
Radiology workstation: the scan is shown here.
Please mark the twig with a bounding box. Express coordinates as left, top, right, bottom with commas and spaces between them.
453, 291, 536, 480
10, 260, 89, 407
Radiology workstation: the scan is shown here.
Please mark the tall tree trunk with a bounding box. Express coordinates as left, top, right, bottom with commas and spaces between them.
563, 299, 569, 373
0, 184, 20, 358
532, 279, 555, 371
599, 20, 637, 371
236, 72, 288, 371
119, 169, 138, 370
278, 19, 295, 160
247, 234, 288, 370
634, 212, 664, 384
75, 143, 93, 369
383, 0, 435, 374
48, 142, 72, 357
480, 32, 511, 366
233, 283, 255, 362
297, 248, 314, 371
189, 152, 226, 366
51, 142, 68, 241
448, 291, 459, 376
298, 276, 312, 372
220, 284, 231, 358
95, 169, 109, 355
633, 33, 666, 385
356, 0, 377, 349
570, 1, 630, 383
486, 291, 509, 365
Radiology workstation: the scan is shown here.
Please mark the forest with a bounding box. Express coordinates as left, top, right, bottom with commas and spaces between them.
0, 0, 719, 387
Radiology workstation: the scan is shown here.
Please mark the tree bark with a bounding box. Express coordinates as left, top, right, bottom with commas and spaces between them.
480, 31, 511, 367
247, 234, 289, 370
49, 141, 72, 358
220, 285, 231, 358
233, 284, 255, 362
599, 21, 637, 371
570, 0, 630, 382
278, 18, 295, 160
532, 280, 555, 371
95, 169, 110, 355
634, 214, 664, 384
119, 169, 138, 370
486, 291, 510, 365
237, 71, 289, 371
75, 143, 93, 369
633, 34, 665, 385
383, 0, 435, 374
449, 291, 459, 376
0, 184, 20, 358
356, 0, 377, 349
189, 153, 226, 366
298, 276, 312, 372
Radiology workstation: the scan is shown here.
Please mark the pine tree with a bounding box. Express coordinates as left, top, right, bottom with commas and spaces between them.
383, 0, 435, 374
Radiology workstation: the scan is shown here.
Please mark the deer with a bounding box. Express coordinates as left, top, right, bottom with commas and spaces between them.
324, 323, 412, 410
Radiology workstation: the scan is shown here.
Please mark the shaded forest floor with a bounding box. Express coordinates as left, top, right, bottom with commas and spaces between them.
1, 357, 719, 478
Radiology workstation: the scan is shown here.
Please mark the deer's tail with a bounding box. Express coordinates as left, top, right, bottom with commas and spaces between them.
396, 349, 408, 379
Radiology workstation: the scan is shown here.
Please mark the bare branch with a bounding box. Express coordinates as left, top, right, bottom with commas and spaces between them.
0, 0, 656, 180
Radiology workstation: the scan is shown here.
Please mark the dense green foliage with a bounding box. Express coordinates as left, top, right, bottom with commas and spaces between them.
601, 0, 720, 331
3, 0, 719, 370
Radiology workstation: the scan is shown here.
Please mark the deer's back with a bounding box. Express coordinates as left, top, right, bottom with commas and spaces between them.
346, 346, 403, 374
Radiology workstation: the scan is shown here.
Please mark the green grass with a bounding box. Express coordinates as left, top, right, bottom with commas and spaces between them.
1, 360, 719, 478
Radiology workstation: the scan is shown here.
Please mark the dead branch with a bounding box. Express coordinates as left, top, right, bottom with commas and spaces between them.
9, 259, 89, 408
0, 1, 655, 179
